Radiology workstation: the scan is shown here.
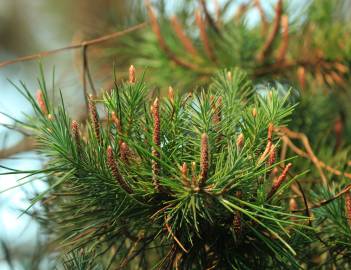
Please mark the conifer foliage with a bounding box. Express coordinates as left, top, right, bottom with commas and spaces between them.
3, 66, 311, 269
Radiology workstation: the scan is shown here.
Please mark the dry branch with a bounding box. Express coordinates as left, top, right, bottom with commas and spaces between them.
0, 23, 147, 69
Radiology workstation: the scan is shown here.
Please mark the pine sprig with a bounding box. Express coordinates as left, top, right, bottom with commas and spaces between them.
4, 66, 311, 269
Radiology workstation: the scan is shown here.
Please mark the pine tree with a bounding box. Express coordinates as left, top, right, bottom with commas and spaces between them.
2, 0, 351, 269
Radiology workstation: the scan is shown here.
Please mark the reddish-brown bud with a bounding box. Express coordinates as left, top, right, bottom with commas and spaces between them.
71, 120, 80, 150
120, 142, 129, 163
152, 97, 162, 191
268, 122, 274, 142
36, 90, 48, 115
181, 162, 189, 187
236, 133, 244, 149
111, 111, 122, 134
258, 141, 272, 164
129, 65, 136, 83
268, 144, 276, 166
268, 163, 292, 198
345, 191, 351, 227
168, 86, 174, 105
107, 146, 133, 194
88, 94, 101, 144
199, 133, 209, 187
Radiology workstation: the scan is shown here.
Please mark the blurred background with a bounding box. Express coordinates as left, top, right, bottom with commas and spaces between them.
0, 0, 346, 269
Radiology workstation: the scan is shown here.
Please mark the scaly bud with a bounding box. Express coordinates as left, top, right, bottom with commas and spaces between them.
199, 133, 209, 187
289, 198, 298, 211
181, 162, 189, 187
268, 163, 292, 198
71, 120, 80, 151
120, 142, 129, 163
36, 90, 48, 115
252, 107, 257, 118
236, 133, 244, 149
268, 144, 276, 166
151, 98, 162, 192
129, 65, 136, 83
233, 190, 242, 237
168, 86, 174, 105
107, 146, 133, 194
258, 141, 272, 164
191, 161, 196, 186
111, 111, 122, 134
227, 71, 232, 81
268, 122, 274, 142
88, 94, 101, 144
345, 191, 351, 227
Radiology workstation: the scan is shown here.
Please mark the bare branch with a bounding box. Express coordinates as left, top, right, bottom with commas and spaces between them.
0, 138, 36, 160
0, 23, 147, 69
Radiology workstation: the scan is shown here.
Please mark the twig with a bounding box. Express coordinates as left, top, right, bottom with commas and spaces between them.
0, 23, 147, 69
279, 127, 351, 183
256, 0, 283, 62
164, 216, 189, 253
253, 0, 268, 33
0, 138, 36, 159
170, 16, 198, 57
293, 184, 351, 212
82, 46, 89, 113
83, 46, 97, 96
199, 0, 221, 35
276, 15, 289, 62
195, 10, 216, 63
146, 2, 200, 71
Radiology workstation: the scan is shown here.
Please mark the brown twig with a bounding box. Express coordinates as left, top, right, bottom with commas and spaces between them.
199, 0, 221, 34
146, 2, 200, 71
254, 0, 268, 33
170, 16, 198, 57
195, 10, 216, 63
276, 15, 289, 62
256, 0, 283, 62
165, 216, 189, 253
279, 127, 351, 183
0, 138, 36, 159
0, 23, 147, 69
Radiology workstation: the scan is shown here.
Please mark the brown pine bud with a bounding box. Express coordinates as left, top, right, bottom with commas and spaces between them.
212, 96, 222, 125
168, 86, 174, 105
289, 198, 298, 211
71, 120, 80, 150
289, 198, 298, 221
151, 97, 162, 191
252, 107, 257, 118
233, 211, 241, 237
268, 144, 276, 166
297, 66, 306, 89
258, 141, 272, 164
227, 71, 232, 81
47, 114, 54, 120
236, 133, 244, 149
199, 133, 209, 187
180, 162, 189, 187
268, 122, 274, 142
88, 94, 101, 144
36, 90, 48, 115
345, 191, 351, 227
107, 146, 133, 194
129, 65, 136, 83
111, 111, 122, 134
120, 142, 129, 163
268, 163, 292, 198
191, 161, 196, 186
